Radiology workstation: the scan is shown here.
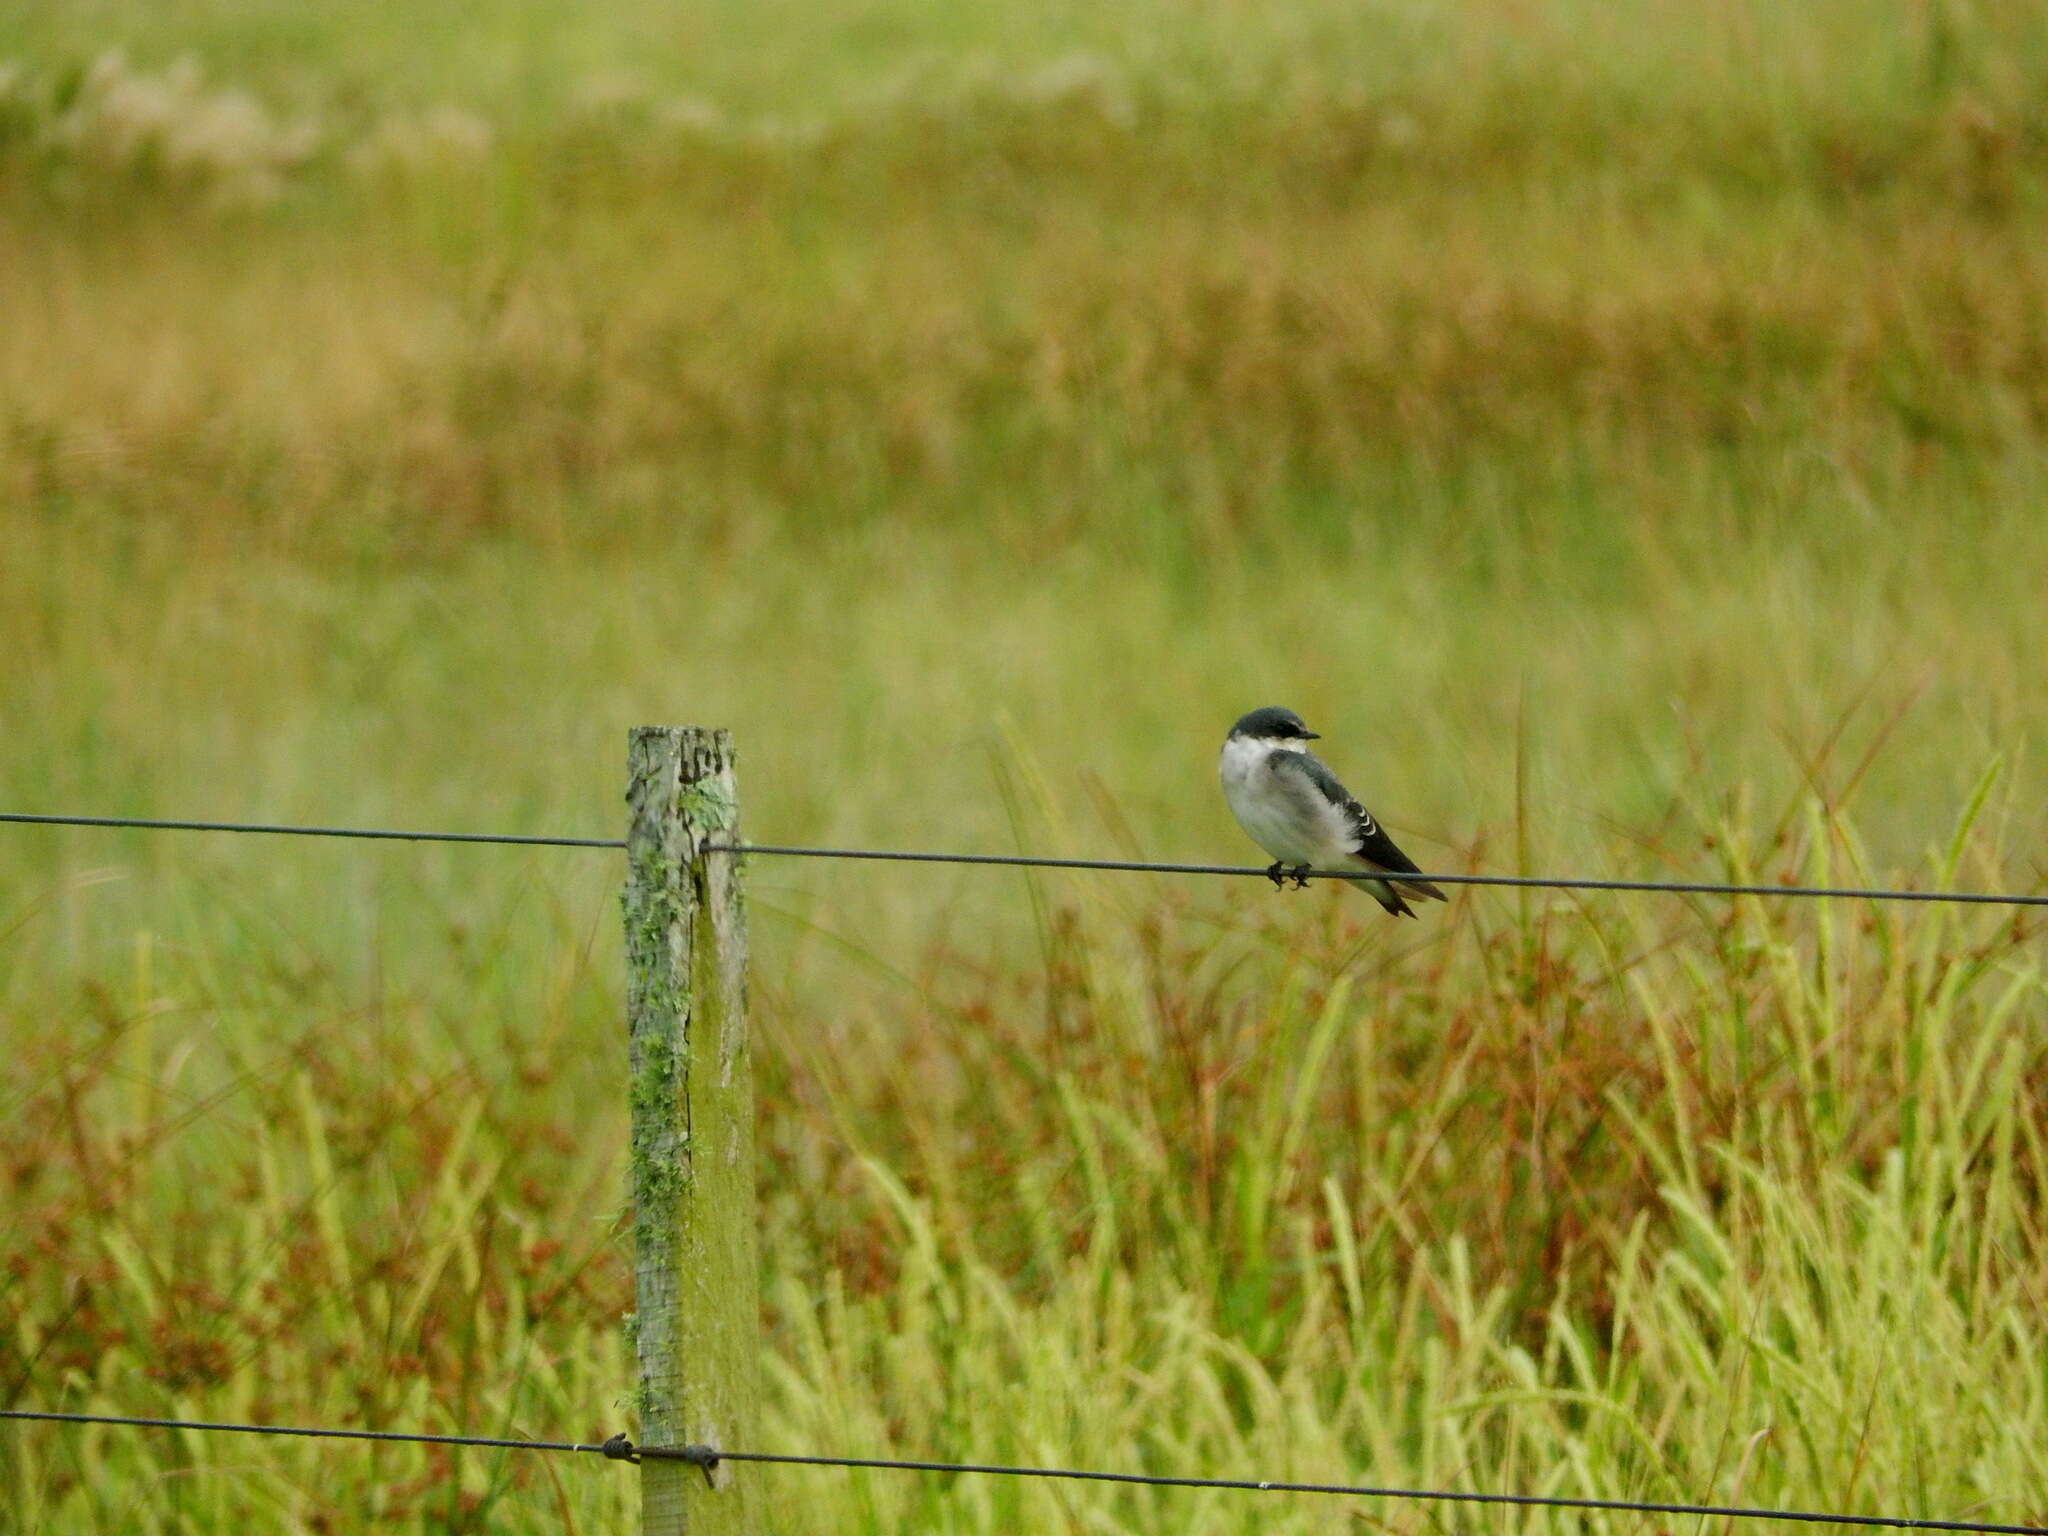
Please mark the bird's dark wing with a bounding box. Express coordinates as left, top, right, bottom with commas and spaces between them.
1292, 751, 1446, 901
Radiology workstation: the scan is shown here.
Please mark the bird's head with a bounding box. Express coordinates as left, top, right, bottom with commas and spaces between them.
1227, 706, 1320, 749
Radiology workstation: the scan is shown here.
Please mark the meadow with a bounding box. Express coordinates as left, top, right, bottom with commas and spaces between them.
3, 0, 2048, 1530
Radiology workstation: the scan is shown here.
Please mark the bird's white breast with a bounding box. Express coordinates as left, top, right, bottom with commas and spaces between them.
1219, 735, 1334, 867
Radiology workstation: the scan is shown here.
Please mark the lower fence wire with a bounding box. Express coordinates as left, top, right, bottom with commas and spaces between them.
6, 1410, 2047, 1535
0, 1408, 634, 1461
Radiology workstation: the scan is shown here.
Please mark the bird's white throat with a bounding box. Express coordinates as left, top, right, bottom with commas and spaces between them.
1219, 733, 1306, 775
1218, 734, 1307, 798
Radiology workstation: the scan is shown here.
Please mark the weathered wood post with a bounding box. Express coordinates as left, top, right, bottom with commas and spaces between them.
623, 727, 759, 1536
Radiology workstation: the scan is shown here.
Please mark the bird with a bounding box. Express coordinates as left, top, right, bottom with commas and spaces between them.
1218, 706, 1448, 918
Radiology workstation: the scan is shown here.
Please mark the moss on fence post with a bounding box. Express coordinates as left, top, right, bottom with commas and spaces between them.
623, 727, 758, 1536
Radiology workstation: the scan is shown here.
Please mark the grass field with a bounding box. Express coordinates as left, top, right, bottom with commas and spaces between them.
4, 2, 2048, 1531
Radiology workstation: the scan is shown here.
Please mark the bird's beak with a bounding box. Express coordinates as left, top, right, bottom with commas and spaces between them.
1302, 731, 1321, 740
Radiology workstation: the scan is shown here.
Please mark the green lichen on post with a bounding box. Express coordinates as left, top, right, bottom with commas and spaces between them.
633, 1377, 662, 1427
629, 1052, 687, 1212
623, 726, 760, 1536
677, 778, 736, 834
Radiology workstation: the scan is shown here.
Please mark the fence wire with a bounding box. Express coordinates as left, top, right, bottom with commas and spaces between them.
5, 811, 2044, 908
6, 1410, 2044, 1535
0, 811, 621, 849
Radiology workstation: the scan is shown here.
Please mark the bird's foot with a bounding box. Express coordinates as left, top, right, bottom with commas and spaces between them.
1265, 861, 1287, 889
1289, 865, 1313, 888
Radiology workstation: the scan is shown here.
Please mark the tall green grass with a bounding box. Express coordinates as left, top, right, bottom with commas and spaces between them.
5, 1, 2048, 1530
6, 787, 2045, 1531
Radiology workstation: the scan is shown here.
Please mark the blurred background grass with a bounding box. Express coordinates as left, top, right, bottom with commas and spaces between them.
3, 1, 2047, 1531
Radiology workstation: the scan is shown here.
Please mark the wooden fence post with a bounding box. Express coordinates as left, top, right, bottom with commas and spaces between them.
623, 727, 759, 1536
